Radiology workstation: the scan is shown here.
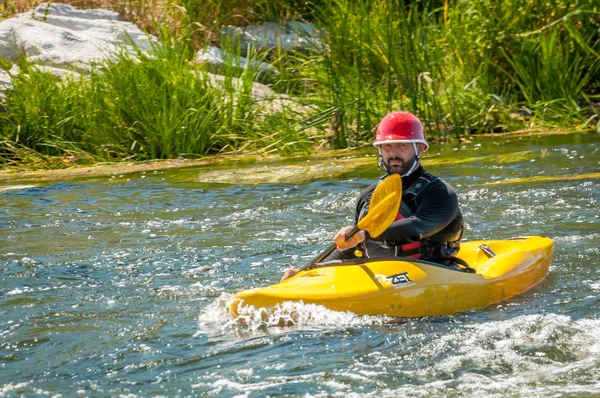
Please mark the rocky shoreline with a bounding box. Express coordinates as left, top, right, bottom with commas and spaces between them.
0, 2, 321, 110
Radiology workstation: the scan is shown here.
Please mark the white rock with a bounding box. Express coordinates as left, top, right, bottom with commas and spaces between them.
26, 2, 120, 20
0, 67, 11, 101
220, 20, 325, 55
200, 71, 314, 115
8, 64, 81, 81
21, 3, 154, 51
0, 2, 158, 71
193, 46, 278, 83
0, 68, 11, 88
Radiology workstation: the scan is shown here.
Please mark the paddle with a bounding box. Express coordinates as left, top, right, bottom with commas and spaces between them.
304, 173, 402, 269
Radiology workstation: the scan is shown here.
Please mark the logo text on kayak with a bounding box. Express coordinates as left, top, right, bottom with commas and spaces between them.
375, 272, 414, 288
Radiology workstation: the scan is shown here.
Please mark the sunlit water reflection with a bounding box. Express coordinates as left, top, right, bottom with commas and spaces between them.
1, 133, 598, 396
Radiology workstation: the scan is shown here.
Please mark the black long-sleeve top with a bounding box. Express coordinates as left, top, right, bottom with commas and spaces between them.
355, 166, 463, 245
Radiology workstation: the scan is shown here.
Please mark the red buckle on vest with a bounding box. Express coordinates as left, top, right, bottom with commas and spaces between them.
402, 241, 421, 250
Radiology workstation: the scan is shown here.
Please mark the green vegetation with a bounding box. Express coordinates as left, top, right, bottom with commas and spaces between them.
0, 0, 598, 168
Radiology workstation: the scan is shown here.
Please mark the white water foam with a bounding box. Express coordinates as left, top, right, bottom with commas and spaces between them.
343, 314, 600, 398
0, 382, 30, 397
553, 233, 600, 244
198, 294, 396, 337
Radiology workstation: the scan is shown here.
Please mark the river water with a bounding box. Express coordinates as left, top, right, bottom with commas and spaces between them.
1, 132, 598, 397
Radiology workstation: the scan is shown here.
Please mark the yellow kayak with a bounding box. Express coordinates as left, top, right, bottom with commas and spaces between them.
230, 236, 553, 318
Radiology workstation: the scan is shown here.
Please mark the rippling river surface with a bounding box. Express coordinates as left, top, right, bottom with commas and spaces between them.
1, 133, 599, 397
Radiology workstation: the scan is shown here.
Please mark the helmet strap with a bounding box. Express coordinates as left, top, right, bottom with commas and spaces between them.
377, 153, 387, 172
401, 143, 421, 177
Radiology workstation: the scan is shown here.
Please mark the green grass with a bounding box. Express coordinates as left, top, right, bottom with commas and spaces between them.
0, 44, 314, 165
0, 0, 598, 168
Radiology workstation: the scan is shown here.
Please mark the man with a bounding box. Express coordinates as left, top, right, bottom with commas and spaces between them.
281, 111, 464, 281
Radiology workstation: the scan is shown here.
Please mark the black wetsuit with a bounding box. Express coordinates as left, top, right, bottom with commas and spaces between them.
326, 166, 464, 262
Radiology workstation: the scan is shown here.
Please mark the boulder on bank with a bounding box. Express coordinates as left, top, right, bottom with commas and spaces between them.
192, 46, 279, 84
0, 2, 158, 72
220, 21, 324, 54
194, 21, 324, 85
200, 72, 313, 115
0, 68, 10, 87
0, 3, 316, 117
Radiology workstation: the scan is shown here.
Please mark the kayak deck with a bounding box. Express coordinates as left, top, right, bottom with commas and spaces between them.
230, 236, 553, 318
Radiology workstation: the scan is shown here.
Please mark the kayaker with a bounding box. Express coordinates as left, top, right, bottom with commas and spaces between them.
281, 111, 464, 281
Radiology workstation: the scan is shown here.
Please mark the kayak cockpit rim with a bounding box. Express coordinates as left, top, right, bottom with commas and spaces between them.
311, 255, 476, 273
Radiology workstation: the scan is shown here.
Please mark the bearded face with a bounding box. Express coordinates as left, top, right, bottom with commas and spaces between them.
380, 143, 419, 175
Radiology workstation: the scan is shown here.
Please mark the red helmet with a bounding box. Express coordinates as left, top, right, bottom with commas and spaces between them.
373, 111, 429, 152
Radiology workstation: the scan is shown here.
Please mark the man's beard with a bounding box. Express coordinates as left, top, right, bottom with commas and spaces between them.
385, 156, 412, 175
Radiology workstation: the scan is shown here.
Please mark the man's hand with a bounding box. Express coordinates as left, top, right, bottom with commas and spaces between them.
333, 226, 366, 251
280, 267, 300, 282
280, 226, 366, 282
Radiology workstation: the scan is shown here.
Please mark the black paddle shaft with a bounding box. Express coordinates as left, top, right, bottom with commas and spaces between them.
305, 225, 360, 269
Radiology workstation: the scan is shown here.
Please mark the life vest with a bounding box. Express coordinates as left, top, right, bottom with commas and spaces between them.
360, 201, 423, 259
359, 172, 439, 259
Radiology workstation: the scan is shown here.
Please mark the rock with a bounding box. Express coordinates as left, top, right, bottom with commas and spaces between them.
219, 20, 325, 55
0, 67, 10, 103
0, 2, 158, 72
0, 68, 11, 88
193, 46, 279, 84
200, 71, 314, 115
21, 3, 155, 51
9, 64, 81, 81
0, 3, 315, 120
26, 2, 120, 21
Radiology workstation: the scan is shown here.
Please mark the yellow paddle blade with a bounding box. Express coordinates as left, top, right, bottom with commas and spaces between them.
357, 174, 402, 238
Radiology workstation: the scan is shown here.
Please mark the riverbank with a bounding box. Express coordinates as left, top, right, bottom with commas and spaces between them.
2, 127, 597, 192
0, 147, 376, 189
1, 0, 598, 169
0, 158, 220, 187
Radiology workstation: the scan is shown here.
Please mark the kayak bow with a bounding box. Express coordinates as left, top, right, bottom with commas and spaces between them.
230, 236, 553, 318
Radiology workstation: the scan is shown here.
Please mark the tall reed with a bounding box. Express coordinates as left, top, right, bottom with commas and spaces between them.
293, 0, 599, 147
